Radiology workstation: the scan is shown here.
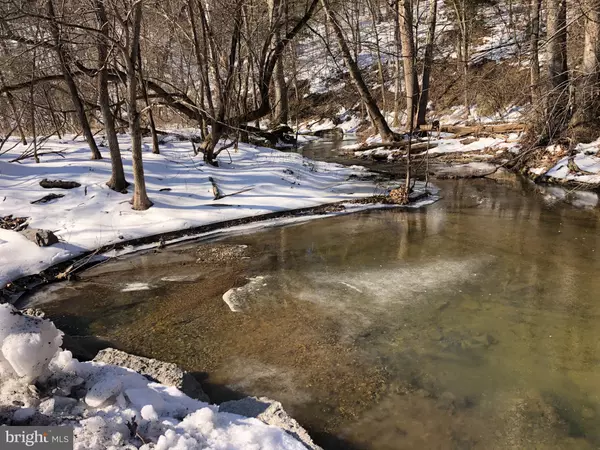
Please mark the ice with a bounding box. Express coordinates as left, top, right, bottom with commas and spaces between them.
222, 276, 269, 312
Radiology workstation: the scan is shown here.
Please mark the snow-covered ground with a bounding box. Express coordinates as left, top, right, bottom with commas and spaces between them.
0, 303, 308, 449
0, 134, 386, 287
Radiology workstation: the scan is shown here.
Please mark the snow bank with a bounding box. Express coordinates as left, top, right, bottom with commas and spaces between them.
0, 304, 308, 449
0, 134, 384, 286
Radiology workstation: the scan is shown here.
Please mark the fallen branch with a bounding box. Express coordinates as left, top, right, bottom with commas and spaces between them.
208, 176, 224, 200
30, 193, 65, 204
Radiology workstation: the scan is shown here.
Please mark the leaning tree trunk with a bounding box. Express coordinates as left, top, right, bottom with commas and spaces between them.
95, 0, 128, 192
0, 69, 27, 145
417, 0, 437, 126
321, 0, 396, 142
127, 0, 152, 210
570, 0, 600, 130
545, 0, 570, 140
46, 0, 102, 160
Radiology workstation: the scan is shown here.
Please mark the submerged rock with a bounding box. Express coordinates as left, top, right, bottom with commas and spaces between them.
93, 348, 209, 402
220, 396, 321, 450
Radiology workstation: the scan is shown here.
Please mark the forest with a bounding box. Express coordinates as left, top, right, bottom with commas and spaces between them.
1, 0, 600, 449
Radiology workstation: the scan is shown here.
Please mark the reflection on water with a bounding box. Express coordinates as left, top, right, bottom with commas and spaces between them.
25, 179, 600, 449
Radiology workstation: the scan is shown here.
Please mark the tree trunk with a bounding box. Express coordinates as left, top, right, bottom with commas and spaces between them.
95, 0, 128, 192
46, 0, 102, 160
138, 52, 160, 154
0, 69, 27, 145
127, 0, 152, 210
530, 0, 541, 109
273, 53, 289, 125
546, 0, 570, 139
417, 0, 437, 126
399, 0, 419, 130
570, 0, 600, 128
320, 0, 395, 142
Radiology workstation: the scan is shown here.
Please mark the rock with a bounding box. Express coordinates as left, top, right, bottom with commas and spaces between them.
19, 228, 59, 247
219, 396, 321, 450
93, 348, 208, 402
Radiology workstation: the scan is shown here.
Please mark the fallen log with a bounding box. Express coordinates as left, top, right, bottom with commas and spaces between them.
420, 123, 526, 135
354, 141, 439, 153
40, 179, 81, 189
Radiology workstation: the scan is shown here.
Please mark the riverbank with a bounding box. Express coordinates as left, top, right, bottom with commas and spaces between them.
0, 133, 439, 299
345, 128, 600, 194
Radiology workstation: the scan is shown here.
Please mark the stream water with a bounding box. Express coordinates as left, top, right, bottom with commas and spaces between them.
20, 141, 600, 449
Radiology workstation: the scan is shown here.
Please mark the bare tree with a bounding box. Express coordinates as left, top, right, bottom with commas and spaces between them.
320, 0, 396, 142
545, 0, 570, 139
399, 0, 419, 130
94, 0, 128, 192
570, 0, 600, 130
125, 0, 152, 210
417, 0, 437, 126
46, 0, 103, 160
529, 0, 541, 110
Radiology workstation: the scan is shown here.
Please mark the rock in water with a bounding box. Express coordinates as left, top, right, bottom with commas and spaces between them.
93, 348, 208, 402
20, 228, 59, 247
219, 396, 321, 450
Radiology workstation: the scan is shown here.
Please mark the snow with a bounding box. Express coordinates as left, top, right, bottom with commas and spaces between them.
545, 141, 600, 184
0, 134, 385, 287
0, 303, 308, 450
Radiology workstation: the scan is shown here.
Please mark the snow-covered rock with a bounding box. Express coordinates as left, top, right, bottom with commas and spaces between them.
0, 304, 311, 449
93, 348, 209, 402
220, 396, 321, 450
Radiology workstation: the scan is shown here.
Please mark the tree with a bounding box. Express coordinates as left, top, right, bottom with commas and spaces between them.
320, 0, 396, 142
46, 0, 103, 160
417, 0, 437, 127
125, 0, 152, 210
399, 0, 419, 130
529, 0, 542, 110
94, 0, 128, 192
545, 0, 570, 140
570, 0, 600, 131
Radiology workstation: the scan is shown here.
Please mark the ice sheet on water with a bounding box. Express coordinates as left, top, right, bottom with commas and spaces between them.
222, 276, 269, 312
